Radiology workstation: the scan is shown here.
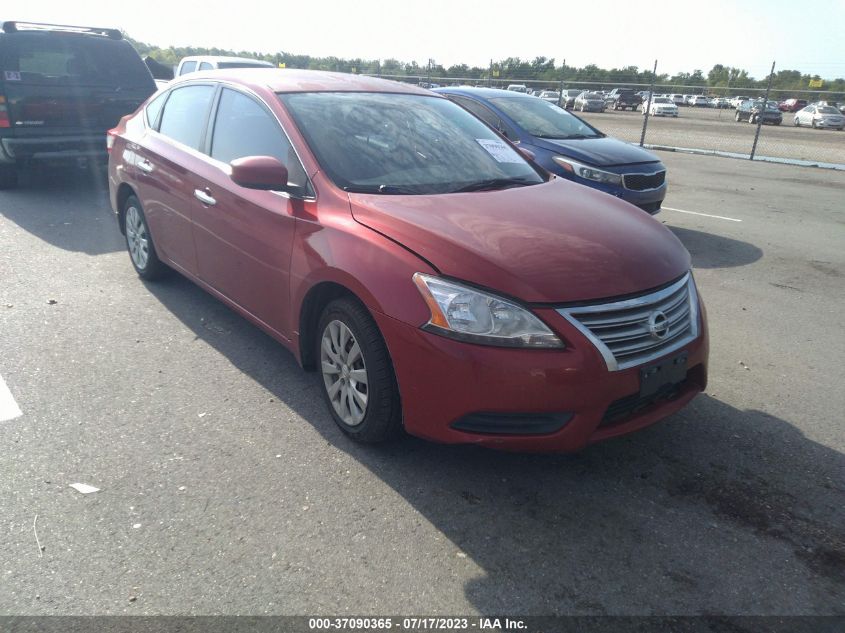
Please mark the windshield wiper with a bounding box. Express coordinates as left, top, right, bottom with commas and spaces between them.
536, 133, 598, 140
343, 184, 416, 194
450, 177, 535, 193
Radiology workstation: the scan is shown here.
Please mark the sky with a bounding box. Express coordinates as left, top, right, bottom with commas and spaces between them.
10, 0, 845, 79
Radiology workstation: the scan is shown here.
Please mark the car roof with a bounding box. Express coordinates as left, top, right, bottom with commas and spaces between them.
181, 55, 272, 65
435, 86, 536, 100
169, 68, 435, 95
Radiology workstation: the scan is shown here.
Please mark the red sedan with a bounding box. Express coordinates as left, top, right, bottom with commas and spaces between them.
108, 69, 708, 452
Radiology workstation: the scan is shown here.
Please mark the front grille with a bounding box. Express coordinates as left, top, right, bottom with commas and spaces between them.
623, 171, 666, 191
556, 273, 699, 371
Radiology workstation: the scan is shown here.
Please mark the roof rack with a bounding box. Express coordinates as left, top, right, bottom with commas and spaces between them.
1, 21, 123, 39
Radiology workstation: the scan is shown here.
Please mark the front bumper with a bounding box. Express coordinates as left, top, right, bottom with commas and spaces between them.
375, 304, 708, 453
0, 134, 106, 164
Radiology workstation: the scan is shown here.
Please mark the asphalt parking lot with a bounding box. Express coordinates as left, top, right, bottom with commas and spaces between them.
1, 153, 844, 616
578, 106, 845, 165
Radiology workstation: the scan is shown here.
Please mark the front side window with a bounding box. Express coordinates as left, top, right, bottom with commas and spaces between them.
158, 85, 215, 150
280, 92, 543, 195
180, 61, 197, 75
210, 88, 308, 191
488, 96, 603, 140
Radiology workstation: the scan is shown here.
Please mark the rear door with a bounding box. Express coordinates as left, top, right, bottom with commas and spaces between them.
133, 83, 216, 275
189, 87, 309, 337
0, 32, 155, 137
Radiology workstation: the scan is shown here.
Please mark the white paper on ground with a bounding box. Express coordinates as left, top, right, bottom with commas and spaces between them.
69, 483, 100, 494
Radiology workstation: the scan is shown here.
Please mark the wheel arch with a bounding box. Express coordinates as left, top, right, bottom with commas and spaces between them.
115, 183, 137, 235
298, 281, 365, 371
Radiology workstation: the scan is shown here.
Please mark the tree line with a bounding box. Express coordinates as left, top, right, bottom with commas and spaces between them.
126, 34, 845, 97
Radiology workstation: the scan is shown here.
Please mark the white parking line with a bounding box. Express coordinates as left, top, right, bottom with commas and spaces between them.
663, 206, 742, 222
0, 374, 23, 422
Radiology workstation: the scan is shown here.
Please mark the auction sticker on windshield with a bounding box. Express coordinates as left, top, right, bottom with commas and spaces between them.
476, 139, 523, 163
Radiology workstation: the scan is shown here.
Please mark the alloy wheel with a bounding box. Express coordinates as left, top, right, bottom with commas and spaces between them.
125, 206, 149, 270
320, 320, 368, 426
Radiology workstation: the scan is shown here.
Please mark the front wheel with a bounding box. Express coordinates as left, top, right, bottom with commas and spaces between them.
793, 118, 800, 126
123, 195, 168, 280
317, 298, 402, 443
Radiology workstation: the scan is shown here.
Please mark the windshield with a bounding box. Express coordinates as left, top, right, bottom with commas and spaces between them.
817, 106, 839, 114
583, 93, 602, 100
654, 98, 672, 104
280, 92, 543, 195
0, 33, 153, 87
488, 96, 603, 139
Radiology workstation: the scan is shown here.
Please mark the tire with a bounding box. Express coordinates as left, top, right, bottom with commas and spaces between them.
317, 298, 402, 443
793, 117, 800, 127
123, 195, 168, 280
0, 164, 18, 190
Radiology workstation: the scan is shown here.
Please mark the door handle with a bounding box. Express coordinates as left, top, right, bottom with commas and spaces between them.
137, 159, 154, 173
194, 188, 216, 206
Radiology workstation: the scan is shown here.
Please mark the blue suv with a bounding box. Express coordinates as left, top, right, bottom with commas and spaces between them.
435, 87, 666, 214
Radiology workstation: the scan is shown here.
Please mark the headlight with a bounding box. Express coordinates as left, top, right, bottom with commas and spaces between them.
552, 157, 623, 186
412, 274, 564, 349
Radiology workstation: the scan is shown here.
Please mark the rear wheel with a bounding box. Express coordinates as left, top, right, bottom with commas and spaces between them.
123, 195, 168, 280
317, 298, 401, 443
0, 164, 18, 190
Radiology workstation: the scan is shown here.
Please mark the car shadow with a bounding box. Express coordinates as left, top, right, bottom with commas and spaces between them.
144, 273, 845, 615
0, 163, 122, 255
668, 226, 763, 269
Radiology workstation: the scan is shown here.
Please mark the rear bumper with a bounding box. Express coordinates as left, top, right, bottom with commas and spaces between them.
0, 134, 106, 164
375, 304, 708, 453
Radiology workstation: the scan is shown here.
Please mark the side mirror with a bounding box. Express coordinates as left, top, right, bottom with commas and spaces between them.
230, 156, 289, 190
517, 146, 536, 161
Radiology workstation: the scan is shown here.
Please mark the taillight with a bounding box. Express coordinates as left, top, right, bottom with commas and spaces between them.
106, 128, 118, 152
0, 96, 9, 129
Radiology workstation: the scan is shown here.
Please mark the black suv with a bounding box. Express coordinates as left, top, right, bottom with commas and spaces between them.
734, 100, 783, 125
0, 21, 155, 188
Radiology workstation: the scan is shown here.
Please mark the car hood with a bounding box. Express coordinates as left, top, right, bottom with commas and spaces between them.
528, 135, 660, 167
349, 178, 690, 304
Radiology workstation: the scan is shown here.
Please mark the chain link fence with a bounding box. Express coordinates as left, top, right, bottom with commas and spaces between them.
372, 70, 845, 169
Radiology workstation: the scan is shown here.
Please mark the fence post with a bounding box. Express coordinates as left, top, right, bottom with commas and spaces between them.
639, 59, 658, 147
750, 61, 776, 161
488, 59, 492, 87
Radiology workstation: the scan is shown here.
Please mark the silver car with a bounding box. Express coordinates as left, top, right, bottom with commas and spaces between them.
793, 105, 845, 130
537, 90, 561, 104
573, 91, 606, 112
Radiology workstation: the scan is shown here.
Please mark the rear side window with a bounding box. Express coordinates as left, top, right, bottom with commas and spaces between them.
158, 85, 215, 150
210, 88, 308, 190
0, 33, 153, 88
145, 91, 168, 129
198, 62, 213, 71
180, 61, 197, 75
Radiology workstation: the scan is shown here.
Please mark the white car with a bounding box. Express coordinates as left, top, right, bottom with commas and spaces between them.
793, 105, 845, 130
730, 95, 751, 109
668, 94, 685, 106
506, 84, 529, 93
176, 55, 274, 76
689, 95, 709, 107
644, 97, 679, 117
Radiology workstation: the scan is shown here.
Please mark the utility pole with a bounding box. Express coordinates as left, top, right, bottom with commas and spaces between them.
488, 59, 492, 87
750, 60, 776, 161
640, 59, 658, 147
558, 58, 565, 108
